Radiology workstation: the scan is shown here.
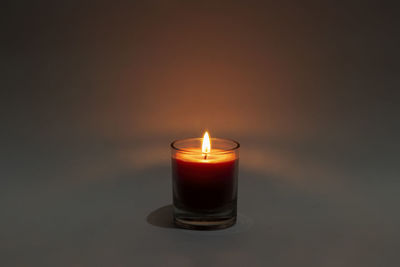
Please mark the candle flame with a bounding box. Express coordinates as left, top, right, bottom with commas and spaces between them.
202, 131, 211, 154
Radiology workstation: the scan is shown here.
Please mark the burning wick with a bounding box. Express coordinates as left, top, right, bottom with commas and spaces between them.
202, 131, 211, 160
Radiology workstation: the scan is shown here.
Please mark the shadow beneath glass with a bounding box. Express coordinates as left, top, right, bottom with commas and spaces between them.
147, 204, 176, 229
147, 204, 254, 234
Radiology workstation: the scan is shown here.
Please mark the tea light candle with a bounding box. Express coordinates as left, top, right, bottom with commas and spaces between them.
171, 132, 240, 230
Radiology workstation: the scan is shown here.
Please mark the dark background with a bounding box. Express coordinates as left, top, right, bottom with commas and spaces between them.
1, 1, 399, 266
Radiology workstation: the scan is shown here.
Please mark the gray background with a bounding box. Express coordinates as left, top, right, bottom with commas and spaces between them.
1, 1, 399, 266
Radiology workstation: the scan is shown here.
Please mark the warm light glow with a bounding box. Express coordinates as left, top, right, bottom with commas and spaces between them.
202, 131, 211, 154
175, 148, 235, 163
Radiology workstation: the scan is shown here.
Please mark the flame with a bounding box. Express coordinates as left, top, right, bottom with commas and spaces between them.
202, 131, 211, 154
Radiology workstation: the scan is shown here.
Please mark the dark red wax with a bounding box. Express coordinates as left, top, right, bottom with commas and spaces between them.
172, 158, 238, 212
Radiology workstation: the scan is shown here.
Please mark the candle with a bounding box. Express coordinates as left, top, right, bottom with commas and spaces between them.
171, 132, 240, 230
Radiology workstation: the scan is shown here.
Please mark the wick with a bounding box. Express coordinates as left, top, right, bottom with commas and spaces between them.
204, 153, 207, 160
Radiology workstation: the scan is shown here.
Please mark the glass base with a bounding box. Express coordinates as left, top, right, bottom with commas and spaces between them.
174, 216, 236, 230
173, 201, 237, 230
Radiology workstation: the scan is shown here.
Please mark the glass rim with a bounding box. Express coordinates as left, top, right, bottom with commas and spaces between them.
171, 137, 240, 154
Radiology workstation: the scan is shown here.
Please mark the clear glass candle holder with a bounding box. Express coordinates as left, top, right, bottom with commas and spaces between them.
171, 138, 240, 230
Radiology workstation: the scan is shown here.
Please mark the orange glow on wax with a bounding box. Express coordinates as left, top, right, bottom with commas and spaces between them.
174, 131, 235, 163
175, 148, 235, 163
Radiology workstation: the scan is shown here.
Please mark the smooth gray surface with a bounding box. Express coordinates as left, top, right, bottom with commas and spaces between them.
2, 138, 399, 266
1, 1, 400, 266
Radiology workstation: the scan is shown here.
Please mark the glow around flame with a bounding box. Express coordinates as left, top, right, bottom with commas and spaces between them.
202, 131, 211, 154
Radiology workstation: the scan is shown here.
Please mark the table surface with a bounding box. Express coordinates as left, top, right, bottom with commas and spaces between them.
1, 1, 399, 266
2, 137, 399, 267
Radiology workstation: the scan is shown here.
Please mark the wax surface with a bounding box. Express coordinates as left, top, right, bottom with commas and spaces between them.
174, 148, 236, 163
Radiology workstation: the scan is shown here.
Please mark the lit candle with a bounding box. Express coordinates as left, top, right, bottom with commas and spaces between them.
171, 132, 240, 230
